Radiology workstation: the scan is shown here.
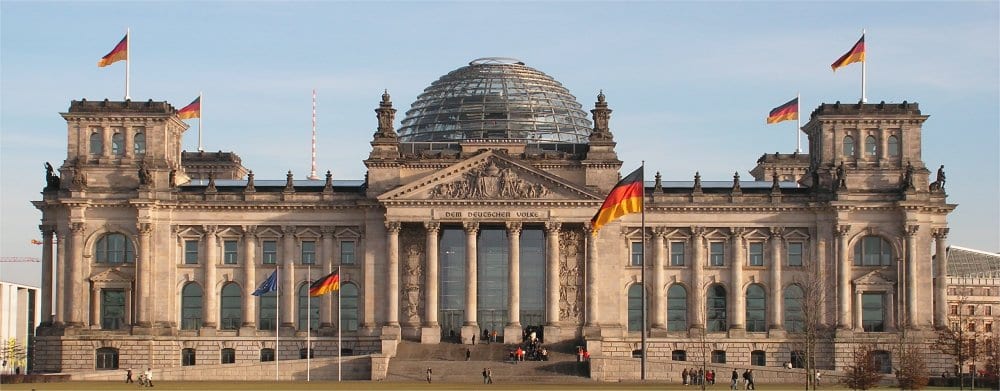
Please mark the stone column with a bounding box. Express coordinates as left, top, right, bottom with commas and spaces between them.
203, 225, 218, 328
651, 227, 667, 330
854, 290, 863, 330
506, 222, 522, 335
933, 228, 950, 328
242, 226, 258, 328
586, 226, 599, 327
281, 225, 296, 328
386, 221, 401, 327
320, 226, 335, 328
769, 227, 784, 331
136, 223, 152, 326
39, 225, 54, 325
836, 225, 852, 329
55, 229, 67, 326
462, 222, 479, 343
905, 225, 919, 328
90, 285, 101, 328
691, 227, 706, 330
730, 227, 746, 331
545, 222, 561, 325
68, 222, 85, 327
422, 222, 441, 343
815, 237, 828, 326
886, 290, 896, 331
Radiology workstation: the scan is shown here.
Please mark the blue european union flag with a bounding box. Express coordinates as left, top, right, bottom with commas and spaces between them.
251, 270, 278, 296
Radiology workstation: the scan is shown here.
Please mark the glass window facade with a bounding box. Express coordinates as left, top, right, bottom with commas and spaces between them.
667, 285, 688, 331
710, 242, 725, 266
439, 228, 466, 337
748, 242, 764, 266
111, 131, 124, 156
670, 242, 685, 266
711, 350, 726, 363
746, 284, 766, 332
477, 227, 509, 334
181, 283, 202, 330
707, 285, 727, 332
223, 240, 238, 265
864, 136, 877, 156
672, 350, 687, 361
260, 348, 275, 362
854, 236, 892, 266
101, 289, 125, 329
220, 283, 241, 330
519, 228, 545, 327
262, 240, 277, 264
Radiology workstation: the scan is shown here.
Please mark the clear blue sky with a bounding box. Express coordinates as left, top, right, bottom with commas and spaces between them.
2, 1, 997, 286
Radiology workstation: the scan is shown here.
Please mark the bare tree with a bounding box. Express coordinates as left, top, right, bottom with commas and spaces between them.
841, 342, 884, 390
896, 332, 930, 389
935, 294, 981, 390
788, 272, 834, 390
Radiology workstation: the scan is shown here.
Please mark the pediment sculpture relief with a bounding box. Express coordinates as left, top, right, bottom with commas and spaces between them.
429, 160, 550, 199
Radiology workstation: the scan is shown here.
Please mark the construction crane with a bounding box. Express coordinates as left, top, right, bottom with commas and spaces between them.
0, 257, 39, 263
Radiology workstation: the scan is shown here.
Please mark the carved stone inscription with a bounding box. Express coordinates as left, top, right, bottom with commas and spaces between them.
429, 160, 550, 199
559, 228, 584, 324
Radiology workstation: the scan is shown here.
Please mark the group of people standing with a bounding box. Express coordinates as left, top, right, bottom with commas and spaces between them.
682, 367, 715, 385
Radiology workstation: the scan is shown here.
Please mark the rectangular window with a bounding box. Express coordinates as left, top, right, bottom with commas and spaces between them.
301, 241, 316, 265
262, 240, 277, 264
951, 322, 959, 331
787, 242, 803, 266
181, 348, 196, 366
968, 305, 976, 316
987, 323, 993, 332
630, 242, 644, 266
950, 305, 958, 315
221, 348, 236, 364
711, 350, 727, 364
340, 241, 356, 265
861, 293, 885, 332
987, 306, 993, 316
670, 242, 685, 266
969, 323, 977, 332
101, 289, 126, 330
748, 242, 764, 266
184, 240, 199, 264
709, 242, 725, 266
223, 240, 238, 265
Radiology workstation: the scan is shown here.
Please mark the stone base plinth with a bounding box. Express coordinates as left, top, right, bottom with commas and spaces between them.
420, 326, 441, 344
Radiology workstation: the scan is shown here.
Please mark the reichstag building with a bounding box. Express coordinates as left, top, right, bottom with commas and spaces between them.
33, 58, 955, 380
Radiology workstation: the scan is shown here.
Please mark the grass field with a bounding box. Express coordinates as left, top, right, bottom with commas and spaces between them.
0, 381, 962, 391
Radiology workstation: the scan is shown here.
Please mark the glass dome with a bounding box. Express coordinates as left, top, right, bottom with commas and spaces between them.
397, 58, 593, 143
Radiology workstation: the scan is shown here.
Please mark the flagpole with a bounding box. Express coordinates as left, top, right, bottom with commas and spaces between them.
640, 161, 647, 381
198, 92, 204, 152
861, 29, 867, 103
307, 265, 311, 382
796, 92, 802, 153
338, 267, 342, 382
124, 27, 130, 101
275, 265, 280, 382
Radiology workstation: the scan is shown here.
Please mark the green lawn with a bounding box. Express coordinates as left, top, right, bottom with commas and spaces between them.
0, 381, 962, 391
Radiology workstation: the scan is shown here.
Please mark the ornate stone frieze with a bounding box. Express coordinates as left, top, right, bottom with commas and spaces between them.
558, 228, 584, 324
400, 225, 425, 324
428, 160, 550, 199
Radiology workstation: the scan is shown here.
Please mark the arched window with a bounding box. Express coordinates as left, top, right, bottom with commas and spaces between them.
864, 136, 877, 157
854, 236, 893, 266
887, 136, 900, 157
751, 350, 766, 366
341, 283, 359, 331
181, 348, 196, 366
259, 291, 277, 331
297, 284, 319, 331
221, 348, 236, 364
96, 347, 119, 370
627, 284, 645, 332
181, 283, 203, 330
111, 132, 125, 156
746, 284, 767, 332
707, 284, 727, 332
220, 283, 242, 330
843, 135, 856, 157
784, 285, 805, 333
667, 285, 688, 331
89, 132, 103, 155
95, 233, 134, 264
260, 348, 275, 362
133, 132, 146, 156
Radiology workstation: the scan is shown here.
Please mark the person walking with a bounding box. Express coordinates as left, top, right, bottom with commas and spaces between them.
466, 348, 472, 361
482, 367, 489, 384
472, 333, 477, 345
814, 370, 821, 386
682, 368, 689, 385
486, 367, 494, 384
426, 368, 433, 383
144, 368, 154, 387
747, 369, 755, 390
698, 368, 705, 386
125, 368, 134, 383
730, 369, 739, 390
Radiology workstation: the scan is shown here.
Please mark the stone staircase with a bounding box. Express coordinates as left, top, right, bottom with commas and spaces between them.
387, 340, 591, 384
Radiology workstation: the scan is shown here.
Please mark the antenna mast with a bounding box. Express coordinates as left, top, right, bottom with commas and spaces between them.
308, 89, 319, 180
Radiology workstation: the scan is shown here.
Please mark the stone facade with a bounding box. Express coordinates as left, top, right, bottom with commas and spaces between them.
32, 68, 957, 381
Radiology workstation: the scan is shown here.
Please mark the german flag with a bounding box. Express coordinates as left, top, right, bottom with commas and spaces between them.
766, 97, 798, 124
97, 34, 128, 67
177, 97, 201, 119
309, 271, 340, 297
591, 167, 644, 233
831, 34, 865, 71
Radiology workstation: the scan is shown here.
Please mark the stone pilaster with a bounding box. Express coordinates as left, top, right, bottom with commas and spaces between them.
385, 221, 401, 327
905, 224, 919, 328
203, 225, 218, 329
545, 222, 561, 325
769, 227, 784, 331
320, 226, 335, 329
729, 227, 746, 333
690, 227, 706, 330
836, 224, 851, 329
461, 222, 479, 344
586, 225, 599, 328
136, 223, 152, 326
67, 222, 85, 327
933, 228, 949, 328
281, 225, 296, 328
54, 229, 67, 326
242, 226, 258, 328
39, 225, 55, 325
651, 227, 667, 331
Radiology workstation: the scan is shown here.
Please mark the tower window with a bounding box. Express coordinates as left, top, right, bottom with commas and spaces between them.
887, 136, 900, 157
111, 131, 125, 156
843, 135, 856, 157
864, 136, 877, 157
133, 130, 146, 156
90, 131, 104, 155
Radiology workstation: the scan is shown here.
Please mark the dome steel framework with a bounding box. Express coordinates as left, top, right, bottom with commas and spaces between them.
397, 58, 593, 143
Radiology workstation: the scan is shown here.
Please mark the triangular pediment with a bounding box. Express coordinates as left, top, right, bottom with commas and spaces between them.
853, 270, 894, 287
90, 268, 134, 282
379, 151, 601, 202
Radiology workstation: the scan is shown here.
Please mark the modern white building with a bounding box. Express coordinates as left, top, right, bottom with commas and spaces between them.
0, 281, 40, 374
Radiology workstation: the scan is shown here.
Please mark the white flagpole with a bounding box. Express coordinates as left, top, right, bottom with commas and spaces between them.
125, 27, 130, 101
338, 267, 342, 382
861, 29, 867, 103
307, 265, 311, 382
275, 266, 280, 382
197, 92, 204, 152
796, 92, 802, 153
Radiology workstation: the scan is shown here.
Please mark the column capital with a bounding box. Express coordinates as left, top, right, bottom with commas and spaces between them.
933, 227, 950, 239
137, 222, 153, 235
424, 221, 441, 234
730, 226, 747, 238
505, 221, 522, 235
320, 225, 336, 236
690, 226, 707, 239
243, 225, 258, 238
904, 224, 920, 237
70, 222, 86, 233
769, 226, 784, 238
203, 225, 219, 236
462, 221, 479, 234
39, 224, 56, 235
835, 224, 851, 237
651, 226, 669, 238
385, 221, 401, 233
544, 221, 561, 234
281, 225, 297, 236
582, 222, 594, 236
